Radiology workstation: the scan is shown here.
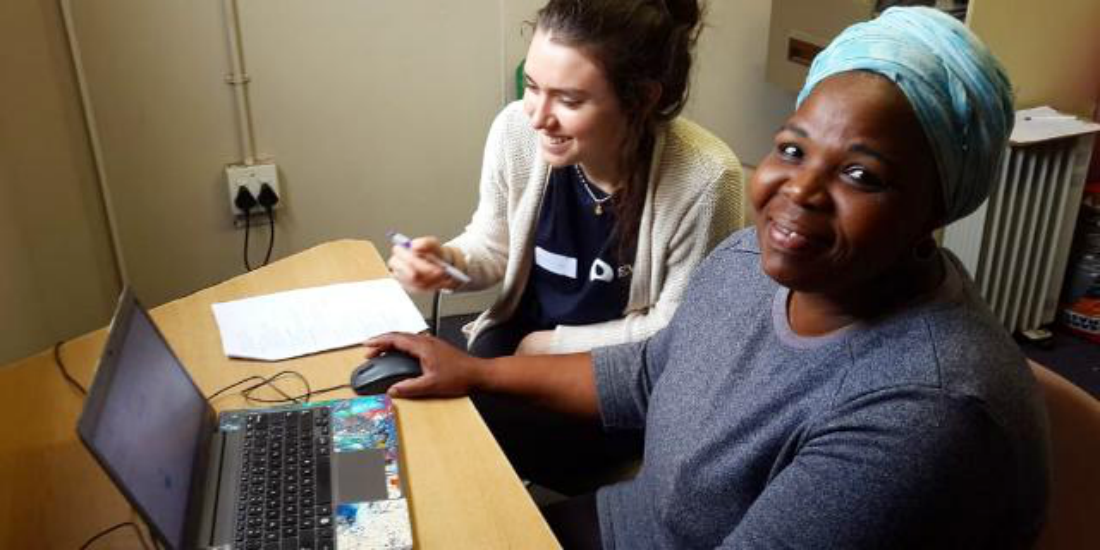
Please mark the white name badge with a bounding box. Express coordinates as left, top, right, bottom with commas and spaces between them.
534, 246, 578, 279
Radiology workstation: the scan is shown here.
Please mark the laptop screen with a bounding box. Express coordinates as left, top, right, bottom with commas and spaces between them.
78, 296, 210, 549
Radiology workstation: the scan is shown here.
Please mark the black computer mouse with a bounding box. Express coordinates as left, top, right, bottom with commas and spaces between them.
350, 350, 423, 395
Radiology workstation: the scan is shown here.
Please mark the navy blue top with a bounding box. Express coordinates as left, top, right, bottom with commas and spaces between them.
517, 166, 633, 331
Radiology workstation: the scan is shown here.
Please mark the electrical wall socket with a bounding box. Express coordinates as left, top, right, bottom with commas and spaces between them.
226, 162, 281, 217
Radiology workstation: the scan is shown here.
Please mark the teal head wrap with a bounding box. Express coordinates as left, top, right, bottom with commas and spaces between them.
796, 7, 1014, 225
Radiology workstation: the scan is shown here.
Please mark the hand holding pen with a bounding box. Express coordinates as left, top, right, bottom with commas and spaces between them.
386, 231, 471, 291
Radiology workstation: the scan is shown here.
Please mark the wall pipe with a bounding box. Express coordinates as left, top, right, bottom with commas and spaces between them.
58, 0, 129, 289
222, 0, 257, 166
57, 0, 260, 294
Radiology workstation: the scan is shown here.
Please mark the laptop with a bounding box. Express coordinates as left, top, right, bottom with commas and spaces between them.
77, 289, 413, 550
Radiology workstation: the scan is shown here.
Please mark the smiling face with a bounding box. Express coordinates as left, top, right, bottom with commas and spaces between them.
522, 28, 630, 185
751, 72, 943, 298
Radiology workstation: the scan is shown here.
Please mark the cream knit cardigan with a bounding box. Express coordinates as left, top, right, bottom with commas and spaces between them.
448, 101, 744, 354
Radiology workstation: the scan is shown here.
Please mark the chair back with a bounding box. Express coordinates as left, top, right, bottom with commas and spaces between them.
1029, 360, 1100, 549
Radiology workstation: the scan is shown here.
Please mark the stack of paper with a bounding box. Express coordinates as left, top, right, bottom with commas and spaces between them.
212, 279, 429, 361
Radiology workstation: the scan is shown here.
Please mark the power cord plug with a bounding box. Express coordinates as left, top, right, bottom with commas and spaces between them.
234, 186, 258, 213
257, 183, 279, 210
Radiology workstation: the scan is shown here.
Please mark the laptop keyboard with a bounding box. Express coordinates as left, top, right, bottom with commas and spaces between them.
236, 407, 336, 550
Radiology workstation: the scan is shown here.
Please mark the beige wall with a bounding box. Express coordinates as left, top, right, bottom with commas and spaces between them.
64, 0, 510, 316
688, 0, 799, 167
0, 0, 120, 365
45, 0, 793, 323
968, 0, 1100, 118
764, 0, 875, 94
761, 0, 1100, 118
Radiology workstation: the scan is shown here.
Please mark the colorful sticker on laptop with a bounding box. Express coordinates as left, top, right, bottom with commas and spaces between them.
335, 500, 413, 549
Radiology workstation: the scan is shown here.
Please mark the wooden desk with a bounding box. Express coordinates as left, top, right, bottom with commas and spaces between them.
0, 240, 559, 549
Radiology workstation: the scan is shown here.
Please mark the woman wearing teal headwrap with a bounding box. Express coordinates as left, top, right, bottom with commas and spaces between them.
798, 6, 1015, 224
361, 7, 1049, 548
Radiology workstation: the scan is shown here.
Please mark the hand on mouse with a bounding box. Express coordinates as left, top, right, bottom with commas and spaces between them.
364, 332, 485, 399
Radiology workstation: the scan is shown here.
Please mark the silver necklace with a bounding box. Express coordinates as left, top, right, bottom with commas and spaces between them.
575, 165, 613, 216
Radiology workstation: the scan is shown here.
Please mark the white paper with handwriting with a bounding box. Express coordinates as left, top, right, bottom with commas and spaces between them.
212, 279, 428, 361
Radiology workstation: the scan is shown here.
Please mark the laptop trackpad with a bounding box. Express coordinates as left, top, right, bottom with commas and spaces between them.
334, 449, 388, 503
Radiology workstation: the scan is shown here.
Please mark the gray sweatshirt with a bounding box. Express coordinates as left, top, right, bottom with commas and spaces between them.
592, 228, 1049, 549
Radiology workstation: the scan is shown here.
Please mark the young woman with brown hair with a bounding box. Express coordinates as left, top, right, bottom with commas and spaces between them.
389, 0, 743, 358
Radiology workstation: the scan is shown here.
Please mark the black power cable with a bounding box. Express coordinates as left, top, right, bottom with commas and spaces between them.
207, 370, 350, 406
79, 520, 151, 550
207, 374, 277, 403
54, 340, 88, 395
208, 371, 303, 404
243, 208, 253, 270
237, 184, 279, 272
235, 186, 259, 271
257, 183, 279, 267
244, 370, 310, 403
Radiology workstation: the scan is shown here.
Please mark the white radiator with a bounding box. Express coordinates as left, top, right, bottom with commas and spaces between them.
944, 111, 1098, 334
